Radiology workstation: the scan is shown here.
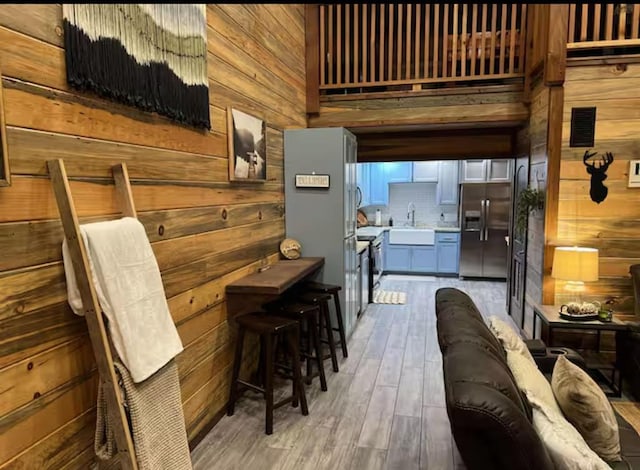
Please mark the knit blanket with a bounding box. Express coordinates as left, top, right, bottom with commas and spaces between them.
95, 360, 192, 470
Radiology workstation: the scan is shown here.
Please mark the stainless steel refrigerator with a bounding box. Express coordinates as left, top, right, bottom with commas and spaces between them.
283, 127, 358, 338
459, 183, 511, 279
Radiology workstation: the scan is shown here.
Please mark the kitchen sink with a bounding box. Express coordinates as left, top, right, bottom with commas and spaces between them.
389, 228, 435, 245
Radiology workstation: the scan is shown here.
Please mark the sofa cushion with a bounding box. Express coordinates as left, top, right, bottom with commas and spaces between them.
552, 355, 621, 462
444, 341, 531, 412
528, 393, 610, 470
507, 347, 561, 414
489, 315, 536, 363
438, 316, 507, 361
442, 343, 553, 470
435, 288, 505, 360
434, 287, 486, 322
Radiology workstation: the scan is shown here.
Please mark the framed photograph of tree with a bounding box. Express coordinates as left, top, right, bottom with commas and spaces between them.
227, 107, 267, 183
0, 68, 9, 187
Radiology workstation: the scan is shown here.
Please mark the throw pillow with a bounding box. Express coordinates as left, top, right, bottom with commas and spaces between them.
506, 348, 561, 414
528, 393, 610, 470
489, 315, 536, 363
552, 355, 621, 462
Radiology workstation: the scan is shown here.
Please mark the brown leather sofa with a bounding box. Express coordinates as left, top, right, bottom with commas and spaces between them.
435, 287, 640, 470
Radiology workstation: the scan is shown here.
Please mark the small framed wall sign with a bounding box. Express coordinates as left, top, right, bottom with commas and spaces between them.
295, 174, 330, 188
629, 160, 640, 188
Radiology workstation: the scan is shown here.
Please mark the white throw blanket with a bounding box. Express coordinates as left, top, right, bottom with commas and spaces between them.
62, 217, 183, 383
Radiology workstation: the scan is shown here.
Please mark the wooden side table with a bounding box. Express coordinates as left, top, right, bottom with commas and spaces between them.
532, 303, 629, 397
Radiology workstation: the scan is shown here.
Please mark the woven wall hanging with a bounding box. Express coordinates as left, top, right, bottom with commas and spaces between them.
63, 4, 210, 129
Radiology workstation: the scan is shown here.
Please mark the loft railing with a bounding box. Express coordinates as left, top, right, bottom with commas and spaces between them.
568, 3, 640, 50
319, 3, 527, 94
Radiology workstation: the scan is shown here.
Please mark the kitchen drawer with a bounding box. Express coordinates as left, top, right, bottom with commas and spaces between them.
435, 232, 460, 243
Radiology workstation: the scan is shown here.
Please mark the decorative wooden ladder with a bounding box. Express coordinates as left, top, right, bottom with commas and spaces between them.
48, 159, 139, 470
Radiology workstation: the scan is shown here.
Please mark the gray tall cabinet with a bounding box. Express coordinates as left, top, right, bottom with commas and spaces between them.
284, 128, 358, 338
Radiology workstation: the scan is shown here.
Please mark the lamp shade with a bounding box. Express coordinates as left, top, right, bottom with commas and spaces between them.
551, 246, 599, 282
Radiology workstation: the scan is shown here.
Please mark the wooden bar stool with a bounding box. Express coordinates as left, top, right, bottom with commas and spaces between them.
227, 313, 308, 435
302, 281, 349, 358
295, 291, 339, 373
265, 301, 328, 392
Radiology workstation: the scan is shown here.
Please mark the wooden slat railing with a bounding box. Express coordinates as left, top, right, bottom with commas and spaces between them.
319, 3, 527, 92
568, 3, 640, 49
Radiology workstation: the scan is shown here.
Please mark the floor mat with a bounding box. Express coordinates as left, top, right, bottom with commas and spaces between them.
373, 290, 407, 304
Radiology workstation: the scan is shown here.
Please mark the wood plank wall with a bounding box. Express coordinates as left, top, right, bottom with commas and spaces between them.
308, 85, 529, 130
523, 78, 549, 337
0, 4, 305, 469
555, 62, 640, 314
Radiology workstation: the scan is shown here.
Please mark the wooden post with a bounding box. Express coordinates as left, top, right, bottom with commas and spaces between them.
305, 4, 320, 115
113, 163, 137, 218
540, 4, 568, 304
542, 86, 565, 305
544, 4, 569, 86
47, 159, 138, 470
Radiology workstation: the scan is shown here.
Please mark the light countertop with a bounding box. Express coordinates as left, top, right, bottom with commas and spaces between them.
356, 226, 387, 238
357, 225, 461, 234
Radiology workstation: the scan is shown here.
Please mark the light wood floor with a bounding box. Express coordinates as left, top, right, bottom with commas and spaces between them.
191, 275, 513, 470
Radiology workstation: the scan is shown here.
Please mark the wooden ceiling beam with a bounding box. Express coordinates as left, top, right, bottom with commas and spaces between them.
357, 132, 514, 162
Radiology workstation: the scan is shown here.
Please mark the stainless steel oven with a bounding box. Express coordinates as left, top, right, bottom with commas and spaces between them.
371, 235, 383, 289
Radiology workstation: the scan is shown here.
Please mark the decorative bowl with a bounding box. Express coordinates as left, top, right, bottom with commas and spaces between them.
559, 312, 599, 321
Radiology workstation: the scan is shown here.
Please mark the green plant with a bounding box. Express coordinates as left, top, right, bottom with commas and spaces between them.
515, 187, 545, 235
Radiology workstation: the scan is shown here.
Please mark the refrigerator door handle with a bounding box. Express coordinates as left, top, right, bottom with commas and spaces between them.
484, 199, 490, 241
480, 199, 486, 241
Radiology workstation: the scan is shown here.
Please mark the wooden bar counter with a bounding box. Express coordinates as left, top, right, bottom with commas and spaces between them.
226, 257, 325, 317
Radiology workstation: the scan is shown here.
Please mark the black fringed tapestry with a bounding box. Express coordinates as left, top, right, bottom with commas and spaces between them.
63, 4, 210, 129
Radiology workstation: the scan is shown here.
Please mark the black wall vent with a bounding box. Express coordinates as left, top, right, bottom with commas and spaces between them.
570, 107, 596, 147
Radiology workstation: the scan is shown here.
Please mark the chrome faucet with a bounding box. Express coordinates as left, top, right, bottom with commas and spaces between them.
407, 202, 416, 227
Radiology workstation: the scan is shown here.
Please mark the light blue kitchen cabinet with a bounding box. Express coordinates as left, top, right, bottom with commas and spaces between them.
436, 232, 461, 274
487, 159, 512, 182
411, 246, 437, 272
356, 163, 371, 207
369, 163, 388, 205
412, 161, 439, 182
384, 162, 413, 183
385, 245, 412, 271
436, 161, 459, 205
368, 162, 412, 206
460, 159, 487, 182
385, 232, 460, 274
460, 159, 512, 183
386, 244, 435, 273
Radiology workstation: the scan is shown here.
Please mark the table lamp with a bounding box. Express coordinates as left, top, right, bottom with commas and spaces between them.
551, 246, 599, 304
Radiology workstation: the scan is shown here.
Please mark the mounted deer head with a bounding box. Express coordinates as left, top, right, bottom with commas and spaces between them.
583, 150, 614, 204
